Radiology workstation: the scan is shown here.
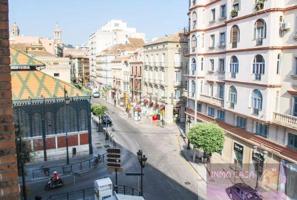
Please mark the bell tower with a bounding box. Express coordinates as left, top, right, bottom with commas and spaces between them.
53, 23, 62, 44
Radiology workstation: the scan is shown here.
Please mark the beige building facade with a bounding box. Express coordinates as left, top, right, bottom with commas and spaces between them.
142, 33, 188, 124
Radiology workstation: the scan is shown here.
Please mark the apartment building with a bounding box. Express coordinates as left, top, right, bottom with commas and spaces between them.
186, 0, 297, 198
142, 33, 188, 124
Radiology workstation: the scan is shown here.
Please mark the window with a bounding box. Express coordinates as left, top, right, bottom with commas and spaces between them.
201, 58, 204, 71
219, 58, 225, 73
220, 5, 226, 19
277, 54, 280, 75
54, 73, 60, 77
175, 90, 181, 99
209, 83, 214, 97
219, 32, 226, 47
293, 96, 297, 117
288, 133, 297, 150
197, 103, 202, 112
175, 71, 181, 84
295, 57, 297, 75
191, 58, 196, 75
210, 34, 215, 48
254, 19, 266, 46
174, 53, 181, 67
192, 12, 197, 30
252, 89, 263, 115
230, 56, 239, 78
210, 59, 215, 71
191, 35, 197, 52
217, 110, 225, 121
219, 84, 224, 99
231, 25, 240, 48
236, 116, 247, 129
255, 122, 268, 138
211, 8, 216, 22
229, 86, 237, 108
208, 107, 215, 117
253, 55, 265, 80
191, 80, 196, 98
233, 0, 240, 12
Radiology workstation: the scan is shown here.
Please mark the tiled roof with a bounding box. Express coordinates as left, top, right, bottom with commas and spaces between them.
101, 38, 144, 55
10, 48, 45, 67
11, 70, 87, 100
145, 32, 187, 46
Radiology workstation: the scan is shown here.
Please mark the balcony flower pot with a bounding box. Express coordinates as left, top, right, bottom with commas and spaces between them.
255, 2, 264, 11
231, 10, 238, 18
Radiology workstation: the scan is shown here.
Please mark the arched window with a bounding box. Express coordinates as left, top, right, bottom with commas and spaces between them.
79, 109, 88, 131
230, 25, 240, 48
253, 54, 265, 80
230, 56, 239, 78
229, 86, 237, 108
254, 19, 266, 45
191, 35, 197, 52
45, 112, 55, 135
32, 113, 42, 137
56, 106, 77, 133
191, 58, 196, 75
252, 89, 263, 115
16, 109, 30, 137
276, 54, 280, 74
191, 80, 196, 98
192, 12, 197, 30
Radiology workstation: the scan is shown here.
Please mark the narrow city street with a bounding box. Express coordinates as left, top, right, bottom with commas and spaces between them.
27, 98, 203, 200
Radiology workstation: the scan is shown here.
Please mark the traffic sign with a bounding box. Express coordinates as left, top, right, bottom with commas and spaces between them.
106, 154, 121, 158
107, 158, 121, 163
107, 148, 121, 154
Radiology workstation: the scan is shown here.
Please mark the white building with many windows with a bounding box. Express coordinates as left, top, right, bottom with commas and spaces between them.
186, 0, 297, 198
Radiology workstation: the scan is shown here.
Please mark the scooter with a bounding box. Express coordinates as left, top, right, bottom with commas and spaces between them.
44, 178, 64, 191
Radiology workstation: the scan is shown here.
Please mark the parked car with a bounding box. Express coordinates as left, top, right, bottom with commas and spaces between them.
226, 183, 262, 200
92, 92, 100, 98
102, 115, 112, 126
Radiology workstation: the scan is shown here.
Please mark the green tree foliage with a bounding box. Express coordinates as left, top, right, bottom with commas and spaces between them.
188, 123, 224, 155
91, 104, 107, 117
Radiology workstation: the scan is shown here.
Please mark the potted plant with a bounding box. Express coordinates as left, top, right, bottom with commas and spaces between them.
231, 9, 238, 18
255, 0, 264, 11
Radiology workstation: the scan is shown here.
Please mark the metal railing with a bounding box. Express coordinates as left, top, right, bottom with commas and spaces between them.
47, 187, 94, 200
30, 155, 105, 180
114, 185, 141, 196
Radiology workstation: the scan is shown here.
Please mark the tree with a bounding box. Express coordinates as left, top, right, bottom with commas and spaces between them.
188, 122, 224, 159
91, 104, 107, 117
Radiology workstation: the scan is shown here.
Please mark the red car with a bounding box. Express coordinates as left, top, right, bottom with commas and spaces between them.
226, 183, 262, 200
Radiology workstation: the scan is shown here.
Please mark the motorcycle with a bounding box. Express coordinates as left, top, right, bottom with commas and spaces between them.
44, 178, 64, 191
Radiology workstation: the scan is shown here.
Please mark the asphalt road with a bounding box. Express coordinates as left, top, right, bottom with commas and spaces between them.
27, 98, 201, 200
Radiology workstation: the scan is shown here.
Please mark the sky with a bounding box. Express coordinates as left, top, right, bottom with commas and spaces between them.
9, 0, 188, 46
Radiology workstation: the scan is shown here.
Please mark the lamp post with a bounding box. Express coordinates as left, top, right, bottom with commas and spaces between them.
187, 117, 192, 149
64, 89, 71, 165
137, 150, 147, 196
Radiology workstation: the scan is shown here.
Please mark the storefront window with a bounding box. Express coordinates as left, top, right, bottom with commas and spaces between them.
234, 143, 243, 168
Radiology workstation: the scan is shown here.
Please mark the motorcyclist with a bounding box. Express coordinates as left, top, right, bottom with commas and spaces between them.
50, 171, 60, 182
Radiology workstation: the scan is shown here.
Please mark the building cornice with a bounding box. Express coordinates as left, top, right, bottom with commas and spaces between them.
185, 45, 297, 56
188, 0, 221, 13
224, 79, 282, 88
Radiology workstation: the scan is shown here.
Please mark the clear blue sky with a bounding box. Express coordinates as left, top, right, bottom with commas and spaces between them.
9, 0, 188, 45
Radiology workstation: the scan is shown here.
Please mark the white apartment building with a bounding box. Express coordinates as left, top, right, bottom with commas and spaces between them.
186, 0, 297, 198
142, 33, 188, 124
88, 20, 145, 86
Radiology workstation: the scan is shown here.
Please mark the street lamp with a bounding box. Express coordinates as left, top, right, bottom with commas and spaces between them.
137, 150, 147, 196
64, 89, 71, 165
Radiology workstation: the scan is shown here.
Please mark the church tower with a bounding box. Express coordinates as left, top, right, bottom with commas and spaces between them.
10, 22, 20, 38
53, 23, 62, 44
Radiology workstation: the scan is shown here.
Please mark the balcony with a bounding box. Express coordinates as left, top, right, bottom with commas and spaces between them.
199, 95, 224, 107
273, 112, 297, 130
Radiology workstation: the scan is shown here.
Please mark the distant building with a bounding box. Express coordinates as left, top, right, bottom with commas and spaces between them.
142, 33, 188, 124
88, 20, 145, 86
10, 48, 92, 160
10, 22, 20, 38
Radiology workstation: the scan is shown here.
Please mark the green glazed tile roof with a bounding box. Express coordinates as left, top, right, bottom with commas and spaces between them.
10, 48, 45, 67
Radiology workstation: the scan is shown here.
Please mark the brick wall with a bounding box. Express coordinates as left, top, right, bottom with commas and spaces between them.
0, 0, 20, 199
